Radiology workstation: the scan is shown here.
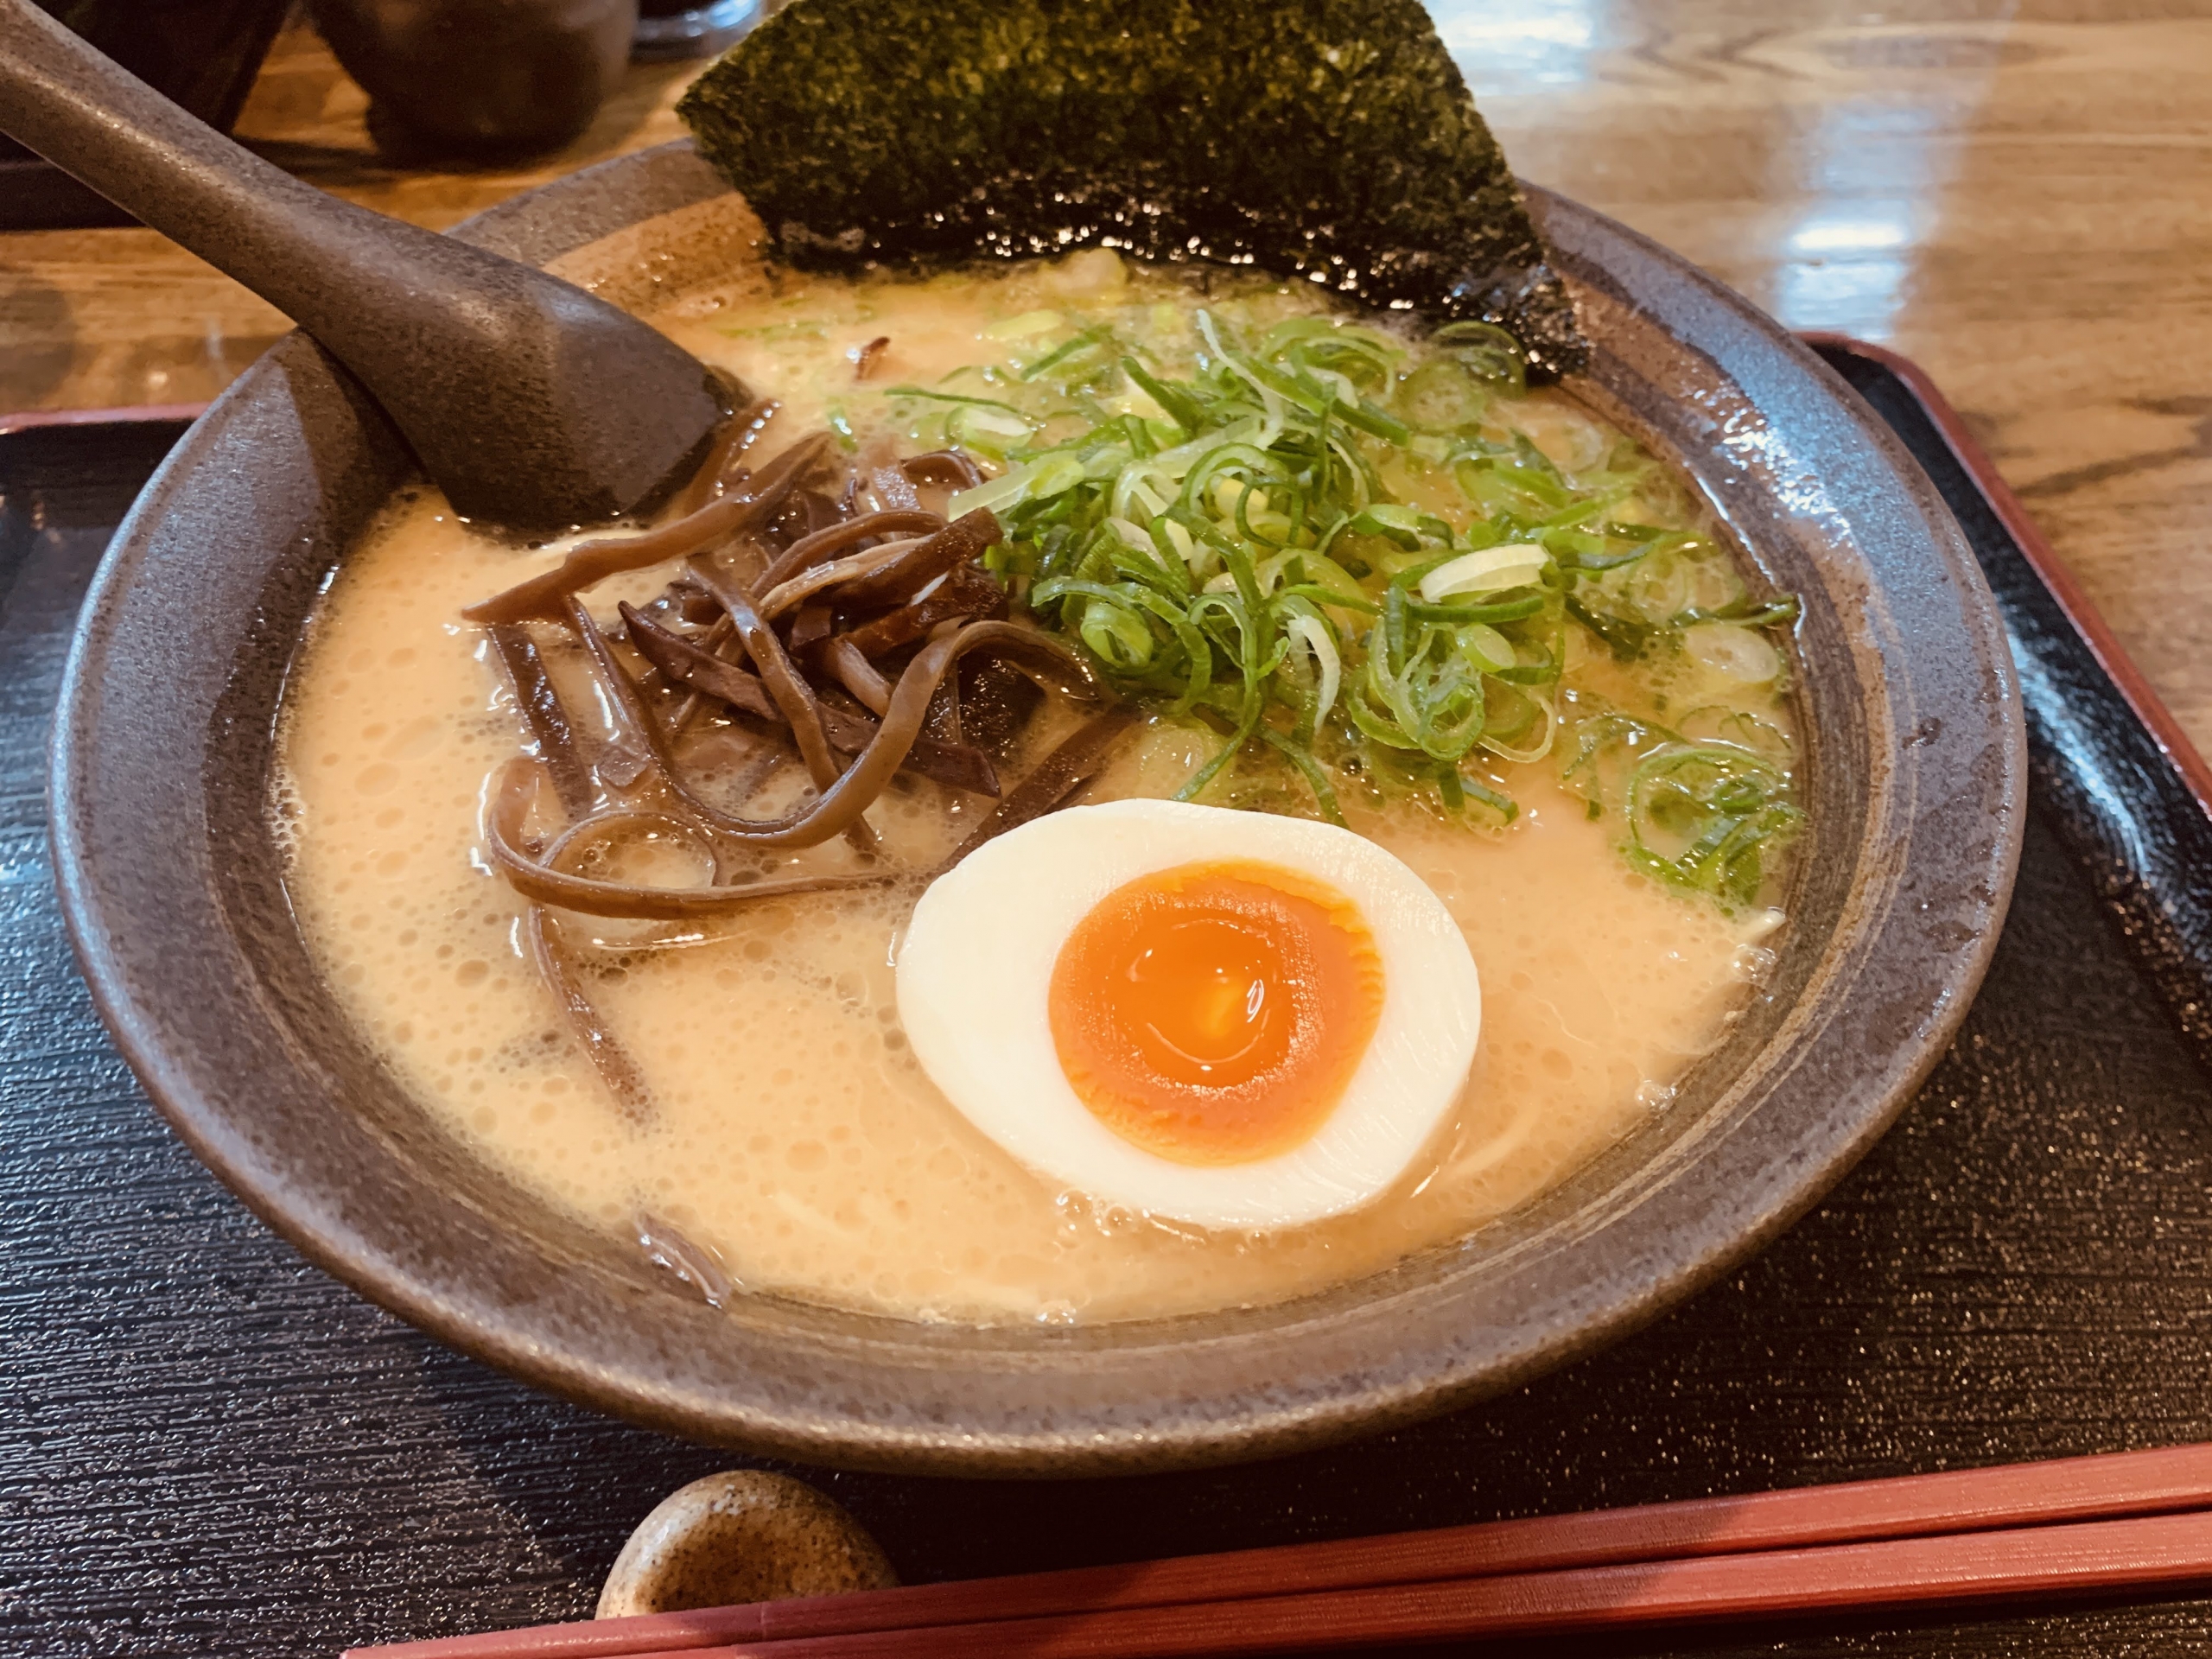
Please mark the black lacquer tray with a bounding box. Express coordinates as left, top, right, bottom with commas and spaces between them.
3, 343, 2209, 1658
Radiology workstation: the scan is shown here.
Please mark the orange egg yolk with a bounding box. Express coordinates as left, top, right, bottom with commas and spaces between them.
1047, 860, 1385, 1166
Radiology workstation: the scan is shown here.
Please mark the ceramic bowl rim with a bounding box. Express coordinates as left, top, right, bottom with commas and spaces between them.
48, 142, 2025, 1476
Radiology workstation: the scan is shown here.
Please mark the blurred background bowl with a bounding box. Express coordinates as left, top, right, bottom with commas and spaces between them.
308, 0, 638, 158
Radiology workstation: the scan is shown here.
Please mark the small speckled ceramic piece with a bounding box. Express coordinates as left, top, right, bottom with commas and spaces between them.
48, 143, 2024, 1477
597, 1471, 897, 1617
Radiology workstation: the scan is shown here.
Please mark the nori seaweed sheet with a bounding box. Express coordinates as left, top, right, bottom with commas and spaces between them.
677, 0, 1586, 379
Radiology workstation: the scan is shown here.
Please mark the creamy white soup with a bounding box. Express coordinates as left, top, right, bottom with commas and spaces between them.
276, 248, 1798, 1324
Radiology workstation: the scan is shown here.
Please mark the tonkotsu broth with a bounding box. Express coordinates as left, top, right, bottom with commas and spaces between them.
277, 251, 1793, 1324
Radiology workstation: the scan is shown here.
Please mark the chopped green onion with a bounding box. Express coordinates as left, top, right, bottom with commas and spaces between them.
1418, 544, 1550, 603
884, 385, 1026, 412
899, 296, 1800, 901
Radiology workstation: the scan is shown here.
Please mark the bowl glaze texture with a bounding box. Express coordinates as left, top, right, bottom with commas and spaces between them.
49, 143, 2024, 1477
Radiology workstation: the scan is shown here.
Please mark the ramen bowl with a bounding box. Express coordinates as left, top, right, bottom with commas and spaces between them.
48, 143, 2022, 1477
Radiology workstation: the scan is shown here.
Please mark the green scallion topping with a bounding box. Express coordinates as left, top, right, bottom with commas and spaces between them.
888, 298, 1802, 903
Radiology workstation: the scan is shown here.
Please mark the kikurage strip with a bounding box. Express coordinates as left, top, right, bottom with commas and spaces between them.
569, 594, 839, 831
880, 722, 1000, 798
752, 508, 943, 595
524, 903, 656, 1121
778, 626, 1009, 845
487, 623, 594, 819
621, 603, 789, 725
626, 621, 1054, 850
621, 604, 999, 796
785, 600, 834, 657
939, 617, 1109, 703
580, 588, 875, 846
487, 635, 1118, 911
488, 760, 901, 918
798, 487, 847, 537
835, 508, 1002, 610
664, 612, 735, 738
671, 397, 779, 518
498, 619, 1103, 890
688, 564, 845, 794
926, 653, 963, 747
823, 636, 893, 715
902, 449, 984, 491
861, 435, 921, 512
756, 536, 929, 620
464, 433, 829, 625
841, 562, 1007, 658
957, 653, 1046, 758
563, 597, 670, 792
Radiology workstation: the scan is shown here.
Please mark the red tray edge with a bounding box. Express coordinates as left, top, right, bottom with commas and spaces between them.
0, 402, 211, 437
1801, 330, 2212, 824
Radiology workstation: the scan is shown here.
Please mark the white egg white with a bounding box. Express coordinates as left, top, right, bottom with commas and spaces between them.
894, 799, 1481, 1230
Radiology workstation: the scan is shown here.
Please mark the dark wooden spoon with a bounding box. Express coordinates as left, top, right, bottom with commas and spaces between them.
0, 0, 727, 534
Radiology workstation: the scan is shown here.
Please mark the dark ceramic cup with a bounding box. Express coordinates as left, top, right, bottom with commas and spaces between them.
49, 144, 2024, 1477
0, 0, 293, 229
309, 0, 639, 158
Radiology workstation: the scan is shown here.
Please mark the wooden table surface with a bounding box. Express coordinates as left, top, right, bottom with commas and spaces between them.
2, 0, 2207, 746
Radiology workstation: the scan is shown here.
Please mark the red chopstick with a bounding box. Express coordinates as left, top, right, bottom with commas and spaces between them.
348, 1444, 2212, 1659
612, 1509, 2212, 1658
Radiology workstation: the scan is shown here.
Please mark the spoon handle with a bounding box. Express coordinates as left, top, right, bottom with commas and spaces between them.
0, 0, 723, 528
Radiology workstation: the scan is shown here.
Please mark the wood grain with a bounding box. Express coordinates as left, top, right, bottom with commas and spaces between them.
1452, 0, 2212, 764
0, 22, 699, 410
3, 3, 2208, 750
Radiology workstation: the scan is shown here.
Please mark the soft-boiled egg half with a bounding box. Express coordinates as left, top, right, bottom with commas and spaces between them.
895, 799, 1481, 1230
